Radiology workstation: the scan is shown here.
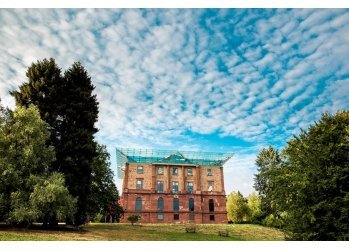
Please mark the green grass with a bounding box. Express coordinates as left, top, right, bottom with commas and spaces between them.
0, 223, 285, 241
0, 233, 56, 241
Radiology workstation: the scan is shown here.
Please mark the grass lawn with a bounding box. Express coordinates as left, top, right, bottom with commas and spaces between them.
0, 223, 285, 241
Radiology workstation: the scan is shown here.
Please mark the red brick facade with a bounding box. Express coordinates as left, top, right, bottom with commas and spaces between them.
120, 163, 228, 224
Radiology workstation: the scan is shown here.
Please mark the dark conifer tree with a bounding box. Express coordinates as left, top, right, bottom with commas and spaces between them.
11, 58, 63, 167
60, 62, 98, 225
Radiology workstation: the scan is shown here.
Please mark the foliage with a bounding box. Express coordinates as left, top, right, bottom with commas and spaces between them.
281, 111, 349, 240
254, 146, 282, 218
254, 110, 349, 240
127, 215, 140, 225
60, 62, 99, 225
0, 104, 55, 224
261, 212, 287, 229
29, 172, 77, 225
10, 58, 63, 144
91, 211, 104, 223
88, 144, 123, 222
11, 58, 99, 226
246, 192, 262, 223
0, 103, 75, 226
226, 191, 249, 223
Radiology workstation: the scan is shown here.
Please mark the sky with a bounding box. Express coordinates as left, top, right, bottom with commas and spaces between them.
0, 9, 348, 196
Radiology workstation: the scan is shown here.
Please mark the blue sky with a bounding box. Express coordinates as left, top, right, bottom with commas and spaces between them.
0, 9, 348, 196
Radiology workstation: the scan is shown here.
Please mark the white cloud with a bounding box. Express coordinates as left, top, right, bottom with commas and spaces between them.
0, 9, 348, 194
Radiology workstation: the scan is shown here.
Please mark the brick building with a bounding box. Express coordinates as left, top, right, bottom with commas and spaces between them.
116, 148, 233, 224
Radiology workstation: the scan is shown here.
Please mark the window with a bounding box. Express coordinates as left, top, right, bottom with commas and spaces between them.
207, 168, 212, 176
210, 215, 215, 221
174, 214, 179, 220
136, 179, 143, 189
187, 168, 193, 176
207, 181, 214, 191
157, 214, 164, 220
189, 214, 195, 221
172, 167, 178, 175
157, 181, 164, 193
209, 199, 214, 212
135, 197, 142, 211
157, 197, 164, 211
172, 181, 179, 194
157, 167, 164, 174
173, 198, 179, 211
189, 198, 194, 211
137, 165, 143, 174
187, 182, 193, 194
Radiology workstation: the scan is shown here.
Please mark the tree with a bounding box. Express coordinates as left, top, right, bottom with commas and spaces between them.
246, 192, 262, 223
10, 58, 64, 170
59, 62, 99, 225
0, 101, 12, 221
88, 144, 123, 222
226, 191, 249, 223
11, 59, 99, 226
254, 146, 282, 218
253, 110, 349, 240
0, 104, 56, 224
280, 111, 349, 240
0, 104, 75, 227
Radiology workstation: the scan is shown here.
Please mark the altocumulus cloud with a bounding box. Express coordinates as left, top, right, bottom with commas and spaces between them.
0, 9, 348, 196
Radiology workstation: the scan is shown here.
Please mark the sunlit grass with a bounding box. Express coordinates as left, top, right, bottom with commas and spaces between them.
0, 223, 285, 241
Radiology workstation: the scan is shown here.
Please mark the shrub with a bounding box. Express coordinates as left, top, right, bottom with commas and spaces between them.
262, 214, 284, 228
127, 215, 140, 225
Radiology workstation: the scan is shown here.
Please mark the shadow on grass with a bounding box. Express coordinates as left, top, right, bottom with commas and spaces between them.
0, 223, 87, 233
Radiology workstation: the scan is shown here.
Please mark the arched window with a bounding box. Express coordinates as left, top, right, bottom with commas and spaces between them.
189, 198, 194, 211
158, 197, 164, 211
135, 197, 142, 211
173, 198, 179, 211
209, 199, 214, 212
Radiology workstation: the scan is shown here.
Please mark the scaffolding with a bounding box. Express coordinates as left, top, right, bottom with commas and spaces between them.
116, 148, 233, 179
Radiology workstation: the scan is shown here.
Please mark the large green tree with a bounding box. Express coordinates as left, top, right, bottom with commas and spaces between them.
0, 103, 75, 226
281, 111, 349, 240
0, 104, 55, 222
254, 110, 349, 240
58, 62, 99, 225
11, 59, 99, 225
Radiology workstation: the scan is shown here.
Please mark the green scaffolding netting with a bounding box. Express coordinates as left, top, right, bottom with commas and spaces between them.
116, 148, 233, 178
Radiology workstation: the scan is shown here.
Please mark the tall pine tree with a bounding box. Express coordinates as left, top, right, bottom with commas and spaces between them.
11, 59, 99, 225
60, 62, 98, 225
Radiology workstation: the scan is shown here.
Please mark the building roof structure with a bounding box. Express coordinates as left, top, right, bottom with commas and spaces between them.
116, 148, 233, 178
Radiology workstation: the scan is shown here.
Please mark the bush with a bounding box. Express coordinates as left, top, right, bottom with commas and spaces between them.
91, 212, 104, 223
127, 215, 140, 225
262, 214, 284, 228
